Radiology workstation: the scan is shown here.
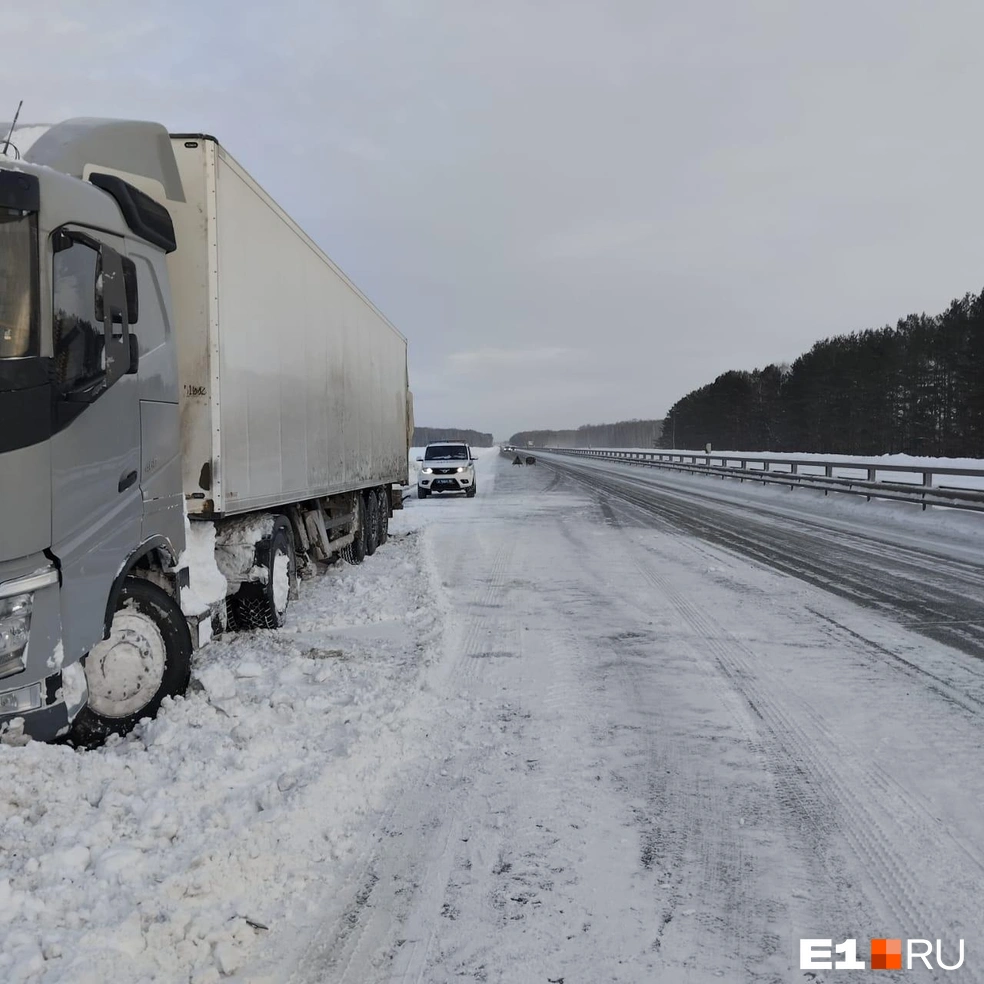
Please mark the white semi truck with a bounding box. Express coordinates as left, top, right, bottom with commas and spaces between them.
0, 119, 412, 745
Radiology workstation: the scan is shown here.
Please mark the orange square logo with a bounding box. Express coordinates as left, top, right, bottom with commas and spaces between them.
871, 938, 903, 971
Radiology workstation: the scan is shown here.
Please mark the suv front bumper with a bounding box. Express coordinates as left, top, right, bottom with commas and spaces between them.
419, 470, 474, 492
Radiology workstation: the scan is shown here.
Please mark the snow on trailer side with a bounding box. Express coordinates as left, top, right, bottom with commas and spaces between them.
167, 135, 409, 518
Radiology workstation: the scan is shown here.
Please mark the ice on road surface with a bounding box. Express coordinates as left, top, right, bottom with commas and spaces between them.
3, 447, 984, 983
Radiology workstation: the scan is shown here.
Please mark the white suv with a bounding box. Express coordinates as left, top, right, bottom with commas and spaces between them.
417, 443, 477, 498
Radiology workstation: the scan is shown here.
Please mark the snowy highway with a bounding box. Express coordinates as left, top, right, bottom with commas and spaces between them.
275, 451, 984, 983
536, 449, 984, 662
4, 448, 984, 983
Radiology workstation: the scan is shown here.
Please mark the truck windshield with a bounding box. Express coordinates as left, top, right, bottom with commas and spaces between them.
0, 211, 38, 358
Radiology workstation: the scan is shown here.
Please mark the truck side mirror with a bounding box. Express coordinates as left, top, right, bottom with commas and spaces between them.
127, 332, 139, 374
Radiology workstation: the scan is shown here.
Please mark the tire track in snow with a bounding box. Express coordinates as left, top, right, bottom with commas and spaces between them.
601, 506, 984, 983
385, 535, 527, 983
277, 530, 522, 984
545, 456, 984, 661
555, 510, 805, 982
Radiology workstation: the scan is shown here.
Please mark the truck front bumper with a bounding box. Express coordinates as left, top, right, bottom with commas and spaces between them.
0, 665, 86, 743
0, 564, 86, 743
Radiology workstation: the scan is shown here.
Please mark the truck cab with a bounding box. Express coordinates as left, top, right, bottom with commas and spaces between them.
0, 121, 187, 743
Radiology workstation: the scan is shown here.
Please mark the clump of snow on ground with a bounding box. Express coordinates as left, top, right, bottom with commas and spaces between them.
0, 520, 441, 984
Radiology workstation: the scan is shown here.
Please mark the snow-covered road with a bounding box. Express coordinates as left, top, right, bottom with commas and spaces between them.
4, 448, 984, 983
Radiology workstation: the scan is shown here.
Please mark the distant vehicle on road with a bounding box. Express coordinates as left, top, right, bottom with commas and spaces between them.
417, 443, 477, 498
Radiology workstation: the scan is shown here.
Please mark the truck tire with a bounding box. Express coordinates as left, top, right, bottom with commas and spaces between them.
376, 488, 389, 545
364, 490, 380, 556
70, 577, 192, 748
343, 495, 367, 564
231, 518, 296, 630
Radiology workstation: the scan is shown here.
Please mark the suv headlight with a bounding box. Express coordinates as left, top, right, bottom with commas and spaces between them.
421, 467, 433, 474
0, 592, 32, 680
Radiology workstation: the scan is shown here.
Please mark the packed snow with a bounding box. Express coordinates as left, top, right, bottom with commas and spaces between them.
177, 518, 228, 618
3, 446, 984, 983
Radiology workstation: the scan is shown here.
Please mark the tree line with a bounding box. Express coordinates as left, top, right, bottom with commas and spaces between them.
413, 427, 494, 447
508, 419, 664, 449
661, 289, 984, 457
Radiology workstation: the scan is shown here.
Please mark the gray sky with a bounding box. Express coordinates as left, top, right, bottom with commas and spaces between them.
4, 1, 984, 438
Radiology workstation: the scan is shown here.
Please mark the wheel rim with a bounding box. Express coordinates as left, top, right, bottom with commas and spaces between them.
84, 610, 167, 719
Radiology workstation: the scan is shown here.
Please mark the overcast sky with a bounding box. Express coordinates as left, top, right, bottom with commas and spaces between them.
4, 1, 984, 438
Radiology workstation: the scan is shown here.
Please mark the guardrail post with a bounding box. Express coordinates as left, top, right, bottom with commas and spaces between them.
867, 467, 876, 482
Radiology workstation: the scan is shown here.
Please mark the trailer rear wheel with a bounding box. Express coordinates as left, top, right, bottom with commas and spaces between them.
232, 518, 296, 629
376, 488, 389, 545
364, 490, 380, 556
70, 578, 192, 748
343, 495, 367, 564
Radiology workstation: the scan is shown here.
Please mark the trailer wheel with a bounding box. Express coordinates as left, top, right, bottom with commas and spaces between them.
365, 490, 380, 556
376, 488, 389, 545
70, 577, 192, 748
232, 517, 296, 629
343, 495, 367, 564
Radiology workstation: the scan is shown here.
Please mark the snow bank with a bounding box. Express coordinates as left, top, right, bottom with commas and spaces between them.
0, 518, 442, 984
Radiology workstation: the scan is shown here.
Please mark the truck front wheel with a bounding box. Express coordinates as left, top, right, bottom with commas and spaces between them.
70, 578, 192, 747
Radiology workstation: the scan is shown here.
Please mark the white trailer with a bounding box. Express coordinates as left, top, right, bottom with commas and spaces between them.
167, 136, 410, 518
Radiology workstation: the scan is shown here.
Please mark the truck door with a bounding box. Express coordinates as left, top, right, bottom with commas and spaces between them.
48, 227, 142, 666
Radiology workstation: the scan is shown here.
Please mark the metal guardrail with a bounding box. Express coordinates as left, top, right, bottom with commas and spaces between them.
518, 447, 984, 513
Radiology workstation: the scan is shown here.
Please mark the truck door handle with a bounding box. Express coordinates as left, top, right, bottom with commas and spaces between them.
118, 470, 138, 493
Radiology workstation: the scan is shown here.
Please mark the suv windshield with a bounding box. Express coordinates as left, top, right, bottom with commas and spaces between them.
425, 445, 469, 460
0, 211, 38, 358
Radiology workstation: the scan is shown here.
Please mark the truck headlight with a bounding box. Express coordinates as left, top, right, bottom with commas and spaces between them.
0, 592, 32, 680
